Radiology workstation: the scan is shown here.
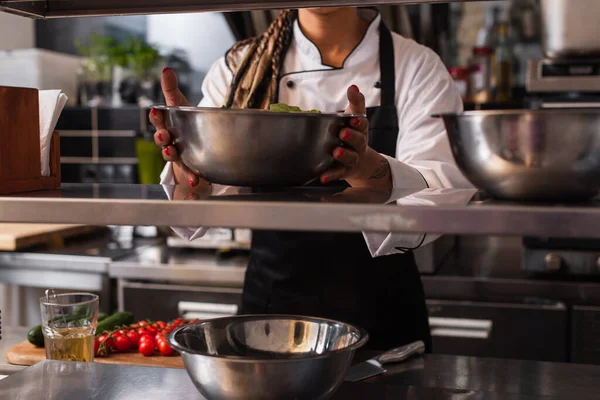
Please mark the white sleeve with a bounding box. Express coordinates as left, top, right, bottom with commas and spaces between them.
362, 188, 477, 257
363, 46, 474, 257
160, 56, 237, 241
395, 49, 472, 189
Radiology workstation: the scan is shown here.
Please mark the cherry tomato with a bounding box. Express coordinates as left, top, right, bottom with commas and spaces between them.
145, 327, 157, 336
139, 320, 149, 327
98, 333, 115, 351
138, 340, 154, 357
130, 323, 140, 329
114, 335, 131, 353
156, 332, 166, 341
93, 338, 100, 356
139, 334, 154, 346
113, 331, 124, 339
157, 321, 167, 329
137, 327, 147, 336
157, 341, 174, 356
126, 330, 140, 349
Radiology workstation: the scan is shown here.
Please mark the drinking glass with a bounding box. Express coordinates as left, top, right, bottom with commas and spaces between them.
40, 292, 99, 362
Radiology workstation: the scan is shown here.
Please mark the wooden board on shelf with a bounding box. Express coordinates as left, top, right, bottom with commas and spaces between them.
0, 224, 103, 251
6, 341, 184, 369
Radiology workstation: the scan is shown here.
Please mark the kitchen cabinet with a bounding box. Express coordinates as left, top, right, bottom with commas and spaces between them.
118, 281, 242, 322
572, 305, 600, 365
427, 299, 568, 362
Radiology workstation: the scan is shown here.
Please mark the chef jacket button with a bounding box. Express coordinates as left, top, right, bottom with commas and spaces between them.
286, 80, 295, 88
374, 81, 382, 89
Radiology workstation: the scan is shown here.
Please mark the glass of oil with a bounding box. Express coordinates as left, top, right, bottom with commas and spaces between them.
40, 292, 99, 362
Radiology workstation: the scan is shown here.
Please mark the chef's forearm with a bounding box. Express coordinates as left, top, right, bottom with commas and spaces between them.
346, 150, 393, 189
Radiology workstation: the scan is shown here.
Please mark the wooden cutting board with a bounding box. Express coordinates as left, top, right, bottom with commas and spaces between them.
0, 224, 102, 251
7, 341, 185, 369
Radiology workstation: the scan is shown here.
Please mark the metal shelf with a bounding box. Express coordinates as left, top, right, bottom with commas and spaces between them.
0, 0, 489, 19
1, 184, 599, 238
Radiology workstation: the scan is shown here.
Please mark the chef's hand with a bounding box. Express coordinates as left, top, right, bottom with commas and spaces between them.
149, 67, 204, 187
320, 85, 392, 189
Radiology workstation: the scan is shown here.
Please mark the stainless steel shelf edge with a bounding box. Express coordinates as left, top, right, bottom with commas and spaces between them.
0, 195, 599, 237
0, 0, 489, 19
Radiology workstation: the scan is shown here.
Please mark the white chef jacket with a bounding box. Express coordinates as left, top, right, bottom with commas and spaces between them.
161, 8, 473, 257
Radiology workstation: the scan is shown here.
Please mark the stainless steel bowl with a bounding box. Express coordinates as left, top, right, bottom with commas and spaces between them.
168, 315, 368, 400
154, 106, 362, 187
439, 110, 600, 201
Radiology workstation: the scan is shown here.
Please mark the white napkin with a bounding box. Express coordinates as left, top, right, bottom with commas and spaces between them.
39, 90, 68, 176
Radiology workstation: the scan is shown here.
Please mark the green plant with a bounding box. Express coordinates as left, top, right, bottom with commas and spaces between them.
125, 38, 162, 81
74, 34, 122, 82
74, 35, 162, 83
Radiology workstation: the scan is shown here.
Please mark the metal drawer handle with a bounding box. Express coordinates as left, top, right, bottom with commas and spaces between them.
178, 301, 239, 315
429, 317, 493, 339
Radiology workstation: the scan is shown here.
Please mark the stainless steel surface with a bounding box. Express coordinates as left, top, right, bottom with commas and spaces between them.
422, 236, 600, 305
4, 354, 600, 399
440, 110, 600, 201
526, 59, 600, 93
345, 341, 425, 382
157, 106, 361, 187
109, 245, 247, 286
540, 0, 600, 59
1, 184, 600, 238
168, 315, 368, 400
524, 247, 600, 275
0, 0, 493, 19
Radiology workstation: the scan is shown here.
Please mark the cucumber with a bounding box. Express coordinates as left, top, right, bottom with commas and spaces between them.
27, 312, 110, 348
27, 325, 44, 347
95, 312, 134, 335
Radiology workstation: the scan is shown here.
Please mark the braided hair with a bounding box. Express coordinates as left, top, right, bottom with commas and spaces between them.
225, 10, 296, 109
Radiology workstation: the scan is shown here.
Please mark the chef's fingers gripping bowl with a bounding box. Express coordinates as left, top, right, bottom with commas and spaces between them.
152, 106, 365, 187
168, 315, 368, 400
438, 109, 600, 201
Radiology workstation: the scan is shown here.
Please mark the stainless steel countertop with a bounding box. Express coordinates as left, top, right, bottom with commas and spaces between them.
109, 246, 247, 287
1, 354, 600, 399
0, 184, 599, 238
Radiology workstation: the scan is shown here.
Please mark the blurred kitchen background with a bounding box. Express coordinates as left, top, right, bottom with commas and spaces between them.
0, 1, 540, 185
5, 1, 599, 366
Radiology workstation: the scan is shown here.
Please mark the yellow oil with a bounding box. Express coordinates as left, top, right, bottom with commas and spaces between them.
44, 327, 94, 362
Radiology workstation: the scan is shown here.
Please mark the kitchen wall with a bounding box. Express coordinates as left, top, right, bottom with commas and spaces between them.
146, 12, 236, 102
0, 12, 34, 50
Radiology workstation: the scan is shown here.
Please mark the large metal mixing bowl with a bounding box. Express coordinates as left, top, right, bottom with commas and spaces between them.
154, 106, 362, 187
168, 315, 368, 400
439, 110, 600, 201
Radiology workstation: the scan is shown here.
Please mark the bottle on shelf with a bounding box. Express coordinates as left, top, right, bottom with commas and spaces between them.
493, 20, 515, 102
468, 46, 495, 104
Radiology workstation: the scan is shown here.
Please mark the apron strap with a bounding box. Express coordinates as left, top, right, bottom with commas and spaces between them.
378, 21, 396, 107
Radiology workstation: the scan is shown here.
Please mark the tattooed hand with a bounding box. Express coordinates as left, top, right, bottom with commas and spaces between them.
319, 85, 393, 189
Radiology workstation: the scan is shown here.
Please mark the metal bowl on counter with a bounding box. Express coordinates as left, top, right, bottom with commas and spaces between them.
168, 314, 368, 400
154, 106, 362, 187
438, 109, 600, 201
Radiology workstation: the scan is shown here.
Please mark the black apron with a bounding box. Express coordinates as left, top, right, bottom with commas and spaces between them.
240, 22, 432, 352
